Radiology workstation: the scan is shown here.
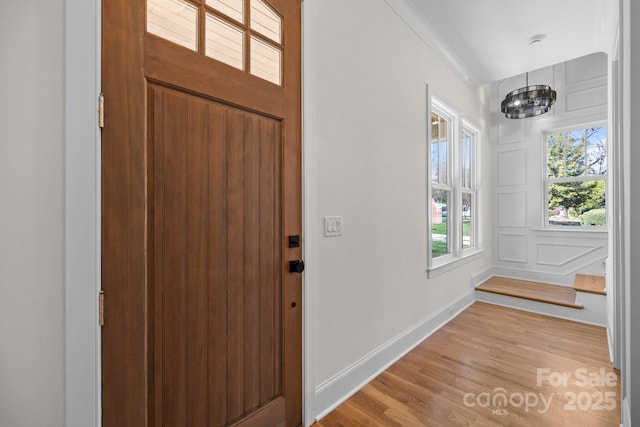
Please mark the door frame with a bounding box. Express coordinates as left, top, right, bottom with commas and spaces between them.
65, 1, 309, 426
64, 0, 102, 426
301, 2, 316, 425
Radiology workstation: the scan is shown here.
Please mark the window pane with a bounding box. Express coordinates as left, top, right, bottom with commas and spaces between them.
548, 181, 606, 227
147, 0, 198, 51
431, 113, 447, 185
250, 0, 281, 43
462, 192, 473, 249
461, 130, 472, 189
431, 113, 439, 140
206, 14, 244, 70
206, 0, 244, 23
547, 133, 564, 178
586, 127, 607, 176
431, 190, 449, 257
568, 130, 587, 177
547, 131, 587, 178
431, 113, 439, 181
547, 128, 609, 179
250, 36, 281, 85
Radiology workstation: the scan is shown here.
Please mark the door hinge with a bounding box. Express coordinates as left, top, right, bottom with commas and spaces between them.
98, 93, 105, 129
99, 290, 105, 326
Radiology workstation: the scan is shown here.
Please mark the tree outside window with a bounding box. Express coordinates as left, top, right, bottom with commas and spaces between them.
545, 127, 607, 227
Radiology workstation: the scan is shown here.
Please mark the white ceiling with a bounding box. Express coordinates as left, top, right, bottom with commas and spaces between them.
386, 0, 618, 84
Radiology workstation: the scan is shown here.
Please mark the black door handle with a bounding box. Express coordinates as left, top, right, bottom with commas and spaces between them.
289, 260, 305, 274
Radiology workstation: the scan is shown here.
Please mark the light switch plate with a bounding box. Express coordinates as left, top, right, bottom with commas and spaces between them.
324, 216, 343, 237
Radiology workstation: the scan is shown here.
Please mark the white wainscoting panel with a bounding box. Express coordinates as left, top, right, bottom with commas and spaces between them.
498, 233, 527, 263
536, 242, 601, 266
497, 75, 528, 145
565, 86, 608, 113
493, 52, 608, 279
497, 192, 527, 228
556, 52, 608, 119
498, 148, 527, 187
565, 52, 607, 85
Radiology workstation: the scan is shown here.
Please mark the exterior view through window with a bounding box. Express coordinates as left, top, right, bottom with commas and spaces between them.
431, 111, 450, 258
545, 126, 607, 228
429, 96, 479, 268
460, 128, 474, 250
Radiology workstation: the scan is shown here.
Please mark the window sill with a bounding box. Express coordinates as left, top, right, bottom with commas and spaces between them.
533, 227, 608, 234
427, 248, 485, 278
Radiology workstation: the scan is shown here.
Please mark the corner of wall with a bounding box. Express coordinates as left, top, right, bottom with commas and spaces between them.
311, 290, 476, 423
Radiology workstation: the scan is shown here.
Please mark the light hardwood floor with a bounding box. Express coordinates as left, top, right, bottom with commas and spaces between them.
313, 302, 620, 427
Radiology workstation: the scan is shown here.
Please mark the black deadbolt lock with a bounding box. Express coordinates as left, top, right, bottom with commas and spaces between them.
289, 260, 305, 274
288, 235, 300, 248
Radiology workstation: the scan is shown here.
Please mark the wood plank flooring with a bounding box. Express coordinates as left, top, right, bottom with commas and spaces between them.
313, 302, 620, 427
476, 276, 583, 309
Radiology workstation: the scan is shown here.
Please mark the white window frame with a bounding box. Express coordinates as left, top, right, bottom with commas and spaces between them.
542, 122, 608, 231
427, 92, 483, 275
429, 98, 455, 266
460, 122, 478, 255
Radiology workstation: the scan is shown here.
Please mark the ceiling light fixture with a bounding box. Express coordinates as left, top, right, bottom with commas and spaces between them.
501, 72, 557, 119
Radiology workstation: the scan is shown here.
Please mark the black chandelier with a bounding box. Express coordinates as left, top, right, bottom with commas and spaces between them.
501, 72, 557, 119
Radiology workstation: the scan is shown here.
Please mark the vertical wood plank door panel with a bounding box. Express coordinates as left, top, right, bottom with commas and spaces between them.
151, 85, 285, 426
101, 0, 302, 425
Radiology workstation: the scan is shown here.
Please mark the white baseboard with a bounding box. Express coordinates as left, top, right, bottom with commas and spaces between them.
621, 397, 630, 426
312, 290, 476, 423
476, 291, 607, 327
606, 325, 614, 366
470, 266, 495, 287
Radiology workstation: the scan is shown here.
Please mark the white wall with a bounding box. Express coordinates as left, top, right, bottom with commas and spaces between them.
304, 0, 492, 421
0, 2, 66, 426
492, 53, 609, 285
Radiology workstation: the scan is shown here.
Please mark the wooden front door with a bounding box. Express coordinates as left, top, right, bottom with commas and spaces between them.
101, 0, 302, 426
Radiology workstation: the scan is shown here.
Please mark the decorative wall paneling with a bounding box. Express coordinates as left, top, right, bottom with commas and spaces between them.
493, 52, 608, 280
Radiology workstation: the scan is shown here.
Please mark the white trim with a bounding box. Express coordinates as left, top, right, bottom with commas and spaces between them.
476, 292, 607, 327
428, 96, 482, 272
302, 1, 316, 424
622, 397, 631, 427
64, 0, 101, 426
492, 256, 608, 285
542, 124, 609, 230
460, 119, 480, 254
608, 17, 623, 372
312, 290, 476, 423
427, 248, 485, 278
621, 0, 633, 423
532, 227, 607, 235
607, 325, 615, 365
535, 243, 603, 267
543, 119, 609, 135
382, 0, 478, 85
470, 266, 496, 288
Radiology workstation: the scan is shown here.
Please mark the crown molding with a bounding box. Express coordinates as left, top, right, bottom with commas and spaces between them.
384, 0, 482, 86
